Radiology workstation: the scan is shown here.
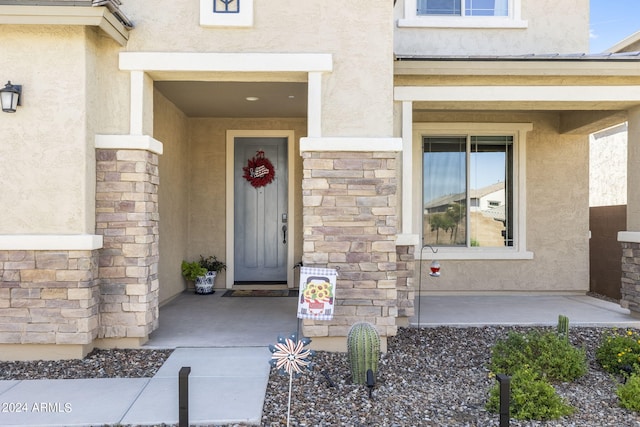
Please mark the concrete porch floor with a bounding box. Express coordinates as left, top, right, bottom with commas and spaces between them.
145, 290, 300, 348
411, 293, 640, 328
144, 291, 640, 350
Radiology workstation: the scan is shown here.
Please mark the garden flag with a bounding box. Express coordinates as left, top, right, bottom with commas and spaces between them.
297, 267, 337, 320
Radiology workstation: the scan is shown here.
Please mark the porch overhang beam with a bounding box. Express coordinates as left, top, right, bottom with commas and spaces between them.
120, 52, 333, 74
559, 110, 628, 135
394, 85, 640, 104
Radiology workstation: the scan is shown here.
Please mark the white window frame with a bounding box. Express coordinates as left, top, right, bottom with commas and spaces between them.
413, 122, 533, 260
399, 0, 527, 29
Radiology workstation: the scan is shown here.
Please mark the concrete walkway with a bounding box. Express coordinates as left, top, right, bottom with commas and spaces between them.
1, 294, 639, 426
0, 347, 270, 427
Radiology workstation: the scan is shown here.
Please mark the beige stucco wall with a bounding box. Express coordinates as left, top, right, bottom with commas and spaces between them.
394, 0, 589, 56
0, 25, 94, 234
154, 90, 190, 304
590, 124, 627, 207
188, 118, 307, 288
119, 0, 394, 138
413, 112, 590, 293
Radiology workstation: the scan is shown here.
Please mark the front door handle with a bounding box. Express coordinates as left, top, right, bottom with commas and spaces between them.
282, 225, 287, 244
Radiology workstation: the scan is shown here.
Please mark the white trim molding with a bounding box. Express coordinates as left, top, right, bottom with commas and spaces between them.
300, 137, 403, 153
119, 53, 333, 74
619, 231, 640, 244
0, 235, 103, 251
396, 234, 420, 246
226, 130, 296, 289
0, 5, 129, 45
95, 135, 164, 155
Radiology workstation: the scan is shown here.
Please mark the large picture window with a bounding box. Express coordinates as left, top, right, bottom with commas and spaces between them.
423, 135, 513, 248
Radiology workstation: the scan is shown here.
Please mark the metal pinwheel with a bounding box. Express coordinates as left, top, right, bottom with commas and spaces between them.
269, 333, 315, 377
269, 333, 315, 427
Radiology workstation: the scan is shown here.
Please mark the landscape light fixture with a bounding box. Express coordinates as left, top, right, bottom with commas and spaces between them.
0, 81, 22, 113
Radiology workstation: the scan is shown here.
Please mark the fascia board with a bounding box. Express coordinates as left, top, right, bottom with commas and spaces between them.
0, 5, 128, 45
394, 60, 640, 77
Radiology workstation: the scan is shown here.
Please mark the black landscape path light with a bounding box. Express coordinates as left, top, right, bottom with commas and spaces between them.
178, 366, 191, 427
496, 373, 511, 427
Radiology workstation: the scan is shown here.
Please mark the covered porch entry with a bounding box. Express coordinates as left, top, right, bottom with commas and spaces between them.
93, 52, 332, 347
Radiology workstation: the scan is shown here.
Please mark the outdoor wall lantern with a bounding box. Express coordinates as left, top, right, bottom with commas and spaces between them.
0, 81, 22, 113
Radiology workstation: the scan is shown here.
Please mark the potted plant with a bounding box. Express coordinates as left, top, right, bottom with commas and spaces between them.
199, 255, 226, 275
181, 260, 209, 294
199, 255, 226, 293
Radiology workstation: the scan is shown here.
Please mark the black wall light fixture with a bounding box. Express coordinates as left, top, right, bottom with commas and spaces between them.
0, 81, 22, 113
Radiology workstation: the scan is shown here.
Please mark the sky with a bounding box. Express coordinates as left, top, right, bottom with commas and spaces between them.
590, 0, 640, 53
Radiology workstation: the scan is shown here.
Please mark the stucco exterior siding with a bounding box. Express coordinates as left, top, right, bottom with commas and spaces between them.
0, 25, 93, 234
411, 112, 589, 293
154, 90, 190, 304
394, 0, 589, 56
119, 0, 394, 137
590, 124, 627, 207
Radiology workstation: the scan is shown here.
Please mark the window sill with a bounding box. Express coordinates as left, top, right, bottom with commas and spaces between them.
418, 248, 534, 260
398, 17, 528, 29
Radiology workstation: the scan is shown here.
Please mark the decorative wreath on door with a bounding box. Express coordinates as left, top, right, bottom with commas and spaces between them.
243, 150, 276, 188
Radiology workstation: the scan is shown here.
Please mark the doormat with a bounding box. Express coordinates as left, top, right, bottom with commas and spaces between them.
222, 289, 299, 297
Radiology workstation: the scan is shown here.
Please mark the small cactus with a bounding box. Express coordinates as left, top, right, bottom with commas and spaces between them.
557, 314, 569, 340
347, 322, 380, 385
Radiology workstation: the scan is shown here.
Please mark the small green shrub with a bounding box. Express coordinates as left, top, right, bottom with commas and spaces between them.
489, 330, 587, 382
596, 328, 640, 376
617, 374, 640, 412
486, 367, 574, 420
181, 261, 207, 281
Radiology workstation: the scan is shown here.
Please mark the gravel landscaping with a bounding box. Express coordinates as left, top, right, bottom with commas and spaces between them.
0, 349, 173, 380
1, 326, 640, 426
261, 326, 640, 427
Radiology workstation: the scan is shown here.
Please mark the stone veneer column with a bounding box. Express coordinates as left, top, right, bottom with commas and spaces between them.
95, 149, 159, 343
301, 150, 398, 349
621, 241, 640, 317
619, 107, 640, 318
0, 250, 99, 351
395, 245, 415, 326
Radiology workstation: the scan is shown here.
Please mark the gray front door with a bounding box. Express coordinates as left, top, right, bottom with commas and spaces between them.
234, 137, 288, 283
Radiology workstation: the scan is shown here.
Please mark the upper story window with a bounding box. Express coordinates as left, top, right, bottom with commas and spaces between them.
418, 0, 508, 17
399, 0, 527, 28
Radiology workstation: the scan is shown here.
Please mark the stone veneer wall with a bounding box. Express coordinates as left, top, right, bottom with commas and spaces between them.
301, 151, 399, 345
621, 241, 640, 317
395, 245, 415, 326
95, 149, 160, 342
0, 250, 100, 346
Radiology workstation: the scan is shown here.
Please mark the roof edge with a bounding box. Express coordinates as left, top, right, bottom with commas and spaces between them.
0, 4, 130, 45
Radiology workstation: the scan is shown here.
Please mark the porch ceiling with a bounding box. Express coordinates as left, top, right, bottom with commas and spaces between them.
154, 81, 308, 118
